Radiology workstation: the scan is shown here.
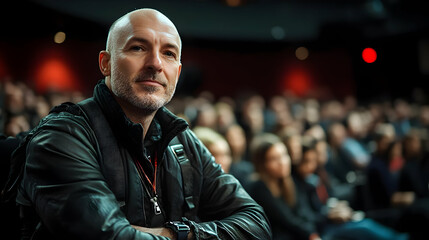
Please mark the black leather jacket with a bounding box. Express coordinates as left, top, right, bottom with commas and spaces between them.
17, 81, 271, 239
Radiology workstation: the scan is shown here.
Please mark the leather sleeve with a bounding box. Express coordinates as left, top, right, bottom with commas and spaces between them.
19, 113, 169, 240
182, 130, 272, 240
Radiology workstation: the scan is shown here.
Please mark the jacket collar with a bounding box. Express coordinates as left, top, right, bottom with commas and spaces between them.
92, 79, 188, 157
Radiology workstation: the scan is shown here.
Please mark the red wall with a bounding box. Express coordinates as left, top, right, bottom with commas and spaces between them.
0, 39, 355, 100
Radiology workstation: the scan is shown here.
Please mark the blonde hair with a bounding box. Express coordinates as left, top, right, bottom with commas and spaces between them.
193, 127, 226, 147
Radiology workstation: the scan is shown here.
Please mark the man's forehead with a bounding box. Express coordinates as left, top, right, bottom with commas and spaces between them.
113, 10, 180, 45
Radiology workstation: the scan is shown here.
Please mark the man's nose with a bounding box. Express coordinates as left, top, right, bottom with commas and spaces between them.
145, 50, 162, 72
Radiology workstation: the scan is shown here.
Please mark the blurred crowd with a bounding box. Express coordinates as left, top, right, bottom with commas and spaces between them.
1, 79, 429, 240
0, 80, 86, 137
169, 88, 429, 240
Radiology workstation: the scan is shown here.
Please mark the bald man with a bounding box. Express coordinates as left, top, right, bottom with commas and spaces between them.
15, 9, 271, 240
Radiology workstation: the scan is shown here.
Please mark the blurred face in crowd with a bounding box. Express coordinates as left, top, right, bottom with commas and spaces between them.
100, 9, 182, 114
285, 135, 302, 166
389, 141, 403, 160
347, 112, 366, 138
225, 124, 247, 161
315, 140, 328, 166
420, 106, 429, 126
403, 134, 422, 158
5, 82, 25, 114
216, 102, 236, 131
394, 100, 411, 120
5, 115, 30, 137
264, 143, 291, 180
208, 140, 232, 173
242, 96, 265, 134
196, 103, 217, 128
374, 123, 395, 155
377, 135, 393, 155
297, 148, 318, 178
328, 123, 347, 148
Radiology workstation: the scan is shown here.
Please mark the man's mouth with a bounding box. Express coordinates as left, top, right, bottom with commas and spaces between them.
135, 74, 166, 87
137, 79, 163, 87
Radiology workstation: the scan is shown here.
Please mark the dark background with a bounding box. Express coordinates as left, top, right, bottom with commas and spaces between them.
1, 0, 429, 103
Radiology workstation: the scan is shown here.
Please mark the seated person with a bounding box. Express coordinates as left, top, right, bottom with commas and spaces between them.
193, 126, 232, 173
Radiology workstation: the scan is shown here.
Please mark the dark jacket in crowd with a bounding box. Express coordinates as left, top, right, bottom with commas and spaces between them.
248, 179, 316, 240
367, 155, 400, 210
16, 80, 271, 239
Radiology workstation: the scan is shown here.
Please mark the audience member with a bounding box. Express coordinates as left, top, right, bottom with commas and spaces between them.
214, 101, 236, 134
395, 130, 429, 239
193, 101, 217, 129
368, 139, 408, 210
238, 93, 266, 141
4, 113, 30, 137
193, 126, 232, 173
266, 95, 293, 134
392, 99, 412, 138
343, 111, 371, 169
224, 124, 254, 187
247, 133, 321, 240
281, 131, 303, 168
399, 130, 429, 198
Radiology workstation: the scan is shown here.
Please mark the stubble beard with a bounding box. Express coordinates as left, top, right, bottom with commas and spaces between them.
111, 69, 175, 114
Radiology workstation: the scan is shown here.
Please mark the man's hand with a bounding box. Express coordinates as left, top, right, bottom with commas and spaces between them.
131, 225, 175, 239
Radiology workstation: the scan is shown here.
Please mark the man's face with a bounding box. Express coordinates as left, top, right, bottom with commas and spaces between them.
105, 11, 182, 113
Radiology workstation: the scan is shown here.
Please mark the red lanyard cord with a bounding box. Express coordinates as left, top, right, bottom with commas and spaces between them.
133, 153, 163, 216
133, 153, 158, 193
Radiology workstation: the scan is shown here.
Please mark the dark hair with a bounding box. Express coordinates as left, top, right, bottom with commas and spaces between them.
251, 133, 297, 207
301, 136, 317, 155
250, 133, 282, 174
299, 137, 318, 167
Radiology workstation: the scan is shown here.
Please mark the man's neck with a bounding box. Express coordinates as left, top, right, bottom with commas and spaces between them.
116, 98, 158, 140
128, 111, 156, 140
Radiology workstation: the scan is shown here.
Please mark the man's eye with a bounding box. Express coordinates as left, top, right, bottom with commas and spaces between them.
130, 46, 143, 51
164, 51, 176, 58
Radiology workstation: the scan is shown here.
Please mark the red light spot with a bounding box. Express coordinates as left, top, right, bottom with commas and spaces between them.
35, 59, 77, 93
362, 48, 377, 63
283, 67, 312, 97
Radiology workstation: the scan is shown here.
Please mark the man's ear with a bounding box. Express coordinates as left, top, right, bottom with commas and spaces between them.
177, 63, 182, 79
99, 51, 111, 76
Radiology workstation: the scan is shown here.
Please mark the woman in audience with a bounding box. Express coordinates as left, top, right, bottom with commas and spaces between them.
247, 133, 321, 240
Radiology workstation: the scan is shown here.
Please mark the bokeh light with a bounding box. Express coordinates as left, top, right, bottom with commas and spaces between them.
295, 47, 309, 61
54, 31, 66, 44
362, 47, 377, 63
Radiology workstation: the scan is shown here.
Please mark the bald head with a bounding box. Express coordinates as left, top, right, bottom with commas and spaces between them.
106, 9, 181, 56
98, 8, 182, 123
